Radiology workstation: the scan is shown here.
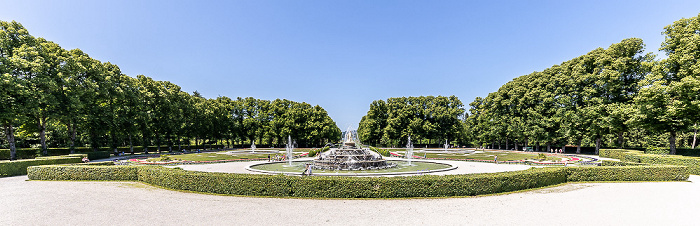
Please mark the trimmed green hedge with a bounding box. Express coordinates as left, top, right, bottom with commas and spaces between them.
136, 167, 568, 198
0, 154, 84, 177
369, 146, 391, 157
0, 145, 229, 160
566, 166, 688, 181
27, 164, 138, 181
600, 149, 700, 175
600, 160, 649, 166
308, 146, 330, 157
26, 164, 688, 198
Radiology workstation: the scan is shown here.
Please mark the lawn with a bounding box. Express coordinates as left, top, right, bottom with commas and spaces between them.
418, 151, 564, 162
146, 151, 286, 162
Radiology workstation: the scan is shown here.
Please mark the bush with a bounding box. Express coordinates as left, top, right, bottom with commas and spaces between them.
600, 160, 648, 166
644, 146, 669, 155
0, 155, 84, 177
566, 166, 688, 181
0, 148, 40, 160
308, 146, 330, 157
369, 146, 390, 157
137, 166, 568, 198
600, 149, 700, 175
27, 164, 689, 198
27, 164, 139, 181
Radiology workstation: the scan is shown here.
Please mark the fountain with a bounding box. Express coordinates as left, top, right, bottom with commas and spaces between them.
251, 140, 256, 153
311, 130, 396, 170
406, 135, 414, 165
444, 139, 449, 152
286, 135, 293, 166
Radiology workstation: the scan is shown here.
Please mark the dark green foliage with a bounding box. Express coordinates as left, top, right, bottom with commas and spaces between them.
600, 160, 648, 166
600, 149, 700, 174
358, 96, 465, 147
27, 164, 687, 198
566, 166, 688, 181
308, 146, 330, 157
0, 155, 83, 177
369, 146, 390, 157
137, 167, 568, 198
0, 148, 40, 160
27, 164, 139, 181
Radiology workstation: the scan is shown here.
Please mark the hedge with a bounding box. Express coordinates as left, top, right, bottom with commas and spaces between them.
0, 145, 229, 160
600, 160, 649, 166
27, 164, 138, 181
0, 154, 84, 177
566, 166, 688, 181
26, 164, 688, 198
600, 149, 700, 175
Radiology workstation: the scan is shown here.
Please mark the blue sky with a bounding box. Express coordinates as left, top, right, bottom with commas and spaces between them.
2, 1, 700, 129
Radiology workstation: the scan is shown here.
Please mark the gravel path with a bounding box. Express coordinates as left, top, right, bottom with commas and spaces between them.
171, 157, 532, 175
1, 175, 697, 225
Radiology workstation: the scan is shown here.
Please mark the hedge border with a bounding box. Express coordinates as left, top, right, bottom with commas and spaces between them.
26, 164, 688, 198
600, 149, 700, 175
0, 154, 84, 177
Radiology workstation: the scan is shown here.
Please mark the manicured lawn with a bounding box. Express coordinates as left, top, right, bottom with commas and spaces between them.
419, 151, 564, 162
146, 151, 287, 162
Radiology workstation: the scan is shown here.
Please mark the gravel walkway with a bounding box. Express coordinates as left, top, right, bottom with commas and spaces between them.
170, 157, 532, 176
1, 175, 697, 225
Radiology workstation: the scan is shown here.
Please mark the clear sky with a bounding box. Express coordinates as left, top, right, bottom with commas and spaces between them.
2, 1, 700, 129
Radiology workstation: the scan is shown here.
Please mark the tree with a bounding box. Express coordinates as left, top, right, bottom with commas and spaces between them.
0, 20, 35, 160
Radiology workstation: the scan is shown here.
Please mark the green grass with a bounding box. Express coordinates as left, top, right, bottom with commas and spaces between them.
250, 160, 451, 173
146, 151, 291, 162
420, 151, 564, 162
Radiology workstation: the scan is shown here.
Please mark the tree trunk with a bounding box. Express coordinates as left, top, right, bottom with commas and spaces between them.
514, 140, 519, 152
669, 131, 677, 155
178, 135, 182, 151
595, 137, 601, 155
547, 143, 551, 153
143, 133, 149, 154
536, 142, 540, 152
4, 123, 17, 161
576, 140, 581, 154
155, 132, 161, 154
692, 124, 697, 149
38, 117, 47, 156
129, 134, 134, 154
68, 122, 76, 154
505, 138, 509, 150
617, 132, 625, 148
524, 138, 528, 151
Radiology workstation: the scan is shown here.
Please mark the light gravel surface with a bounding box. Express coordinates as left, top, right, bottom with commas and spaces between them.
171, 158, 533, 175
1, 175, 698, 226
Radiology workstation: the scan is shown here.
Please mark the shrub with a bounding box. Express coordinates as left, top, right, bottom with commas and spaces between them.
136, 166, 568, 198
600, 149, 700, 175
0, 155, 83, 177
644, 146, 669, 155
308, 146, 330, 157
369, 146, 390, 157
25, 161, 689, 198
0, 148, 40, 160
27, 165, 139, 181
566, 166, 688, 181
600, 160, 648, 166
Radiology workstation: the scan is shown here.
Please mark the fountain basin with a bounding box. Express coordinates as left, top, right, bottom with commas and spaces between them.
246, 159, 457, 176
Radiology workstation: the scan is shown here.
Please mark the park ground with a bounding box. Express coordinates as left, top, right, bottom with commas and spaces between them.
1, 174, 698, 225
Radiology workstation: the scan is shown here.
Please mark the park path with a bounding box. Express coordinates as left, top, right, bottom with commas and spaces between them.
1, 175, 698, 225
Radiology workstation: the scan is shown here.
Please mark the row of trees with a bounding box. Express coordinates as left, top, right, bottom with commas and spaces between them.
357, 96, 466, 147
465, 14, 700, 154
1, 20, 340, 160
357, 15, 699, 154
